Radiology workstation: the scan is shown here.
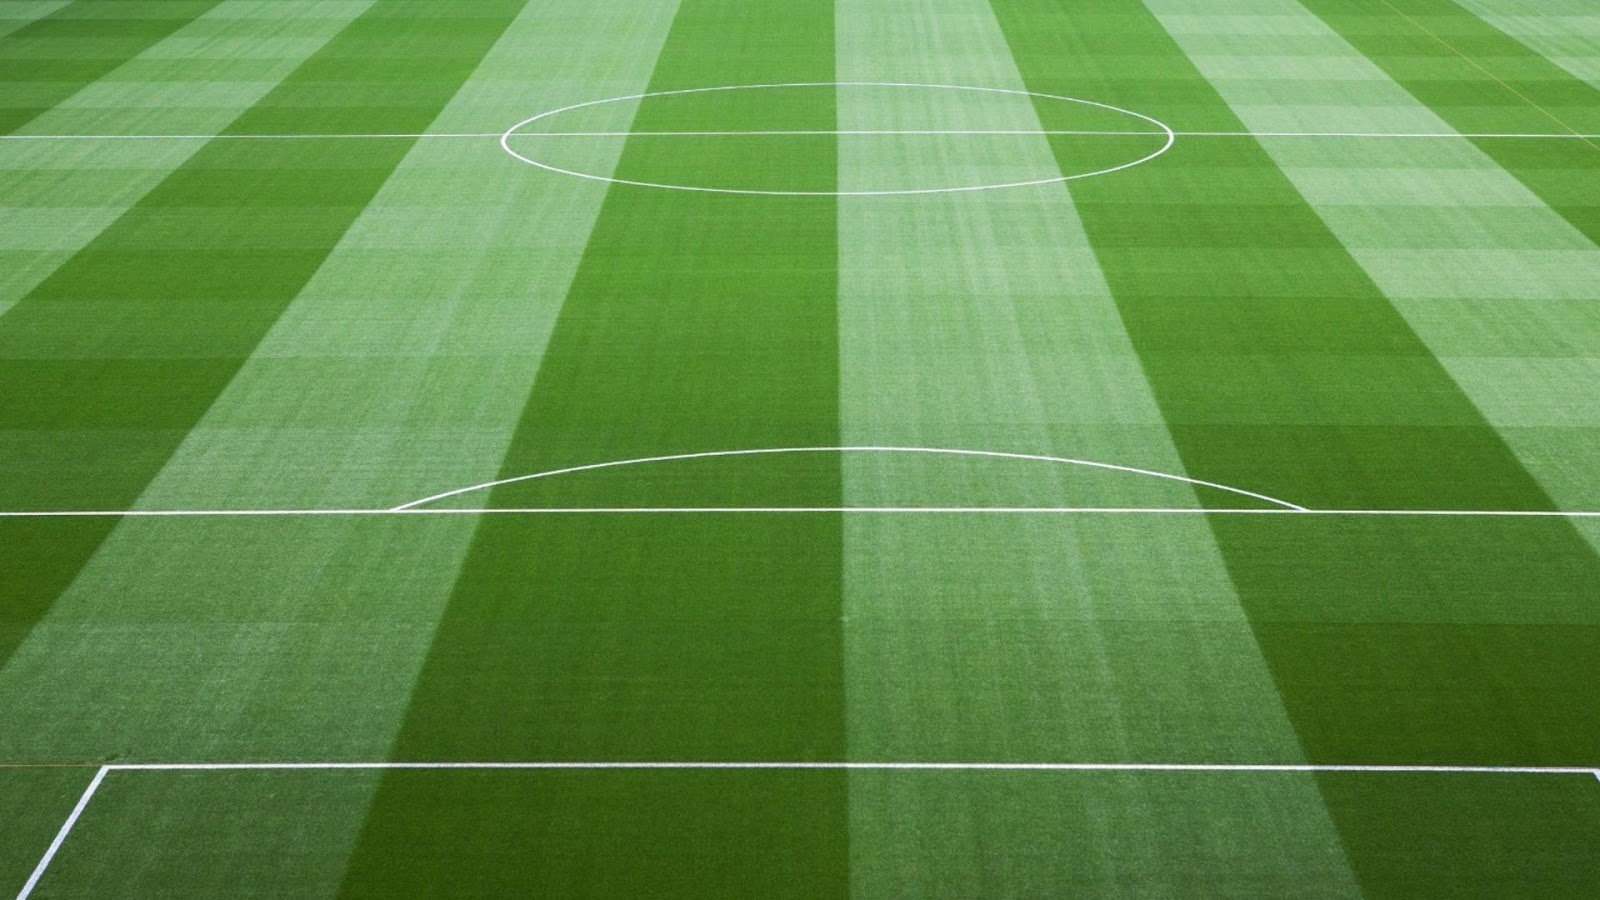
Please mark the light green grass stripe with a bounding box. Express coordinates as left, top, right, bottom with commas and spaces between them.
835, 1, 1357, 895
1274, 0, 1600, 519
1455, 0, 1600, 87
0, 2, 549, 895
0, 0, 530, 700
0, 0, 676, 754
1293, 0, 1600, 245
0, 4, 686, 892
0, 0, 374, 318
0, 0, 226, 135
132, 0, 679, 513
993, 0, 1600, 895
0, 13, 541, 794
34, 1, 381, 135
0, 2, 69, 39
1149, 1, 1600, 894
1147, 0, 1600, 516
46, 768, 387, 897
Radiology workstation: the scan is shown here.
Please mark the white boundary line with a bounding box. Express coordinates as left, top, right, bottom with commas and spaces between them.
5, 507, 1600, 519
511, 129, 1600, 140
7, 130, 1600, 141
391, 447, 1306, 512
96, 761, 1600, 776
16, 760, 1598, 897
16, 765, 107, 900
497, 81, 1178, 196
1183, 130, 1600, 139
0, 133, 503, 141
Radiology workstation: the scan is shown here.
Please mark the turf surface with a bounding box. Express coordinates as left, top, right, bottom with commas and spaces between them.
1, 0, 1597, 896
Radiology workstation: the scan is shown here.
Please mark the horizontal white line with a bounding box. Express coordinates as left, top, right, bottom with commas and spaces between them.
98, 761, 1600, 777
1, 507, 1598, 518
0, 132, 501, 141
1182, 130, 1600, 140
514, 129, 1600, 140
4, 130, 1598, 142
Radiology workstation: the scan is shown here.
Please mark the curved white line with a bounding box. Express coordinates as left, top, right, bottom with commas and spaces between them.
498, 82, 1177, 196
391, 447, 1305, 511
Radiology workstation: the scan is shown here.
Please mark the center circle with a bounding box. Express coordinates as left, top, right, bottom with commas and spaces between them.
499, 82, 1175, 196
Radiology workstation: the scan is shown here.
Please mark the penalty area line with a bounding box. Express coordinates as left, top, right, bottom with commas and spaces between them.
16, 765, 107, 900
16, 761, 1597, 894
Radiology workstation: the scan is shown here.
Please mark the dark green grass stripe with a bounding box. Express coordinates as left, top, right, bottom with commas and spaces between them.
1300, 0, 1600, 242
989, 0, 1600, 893
0, 0, 225, 134
0, 1, 525, 663
337, 2, 848, 895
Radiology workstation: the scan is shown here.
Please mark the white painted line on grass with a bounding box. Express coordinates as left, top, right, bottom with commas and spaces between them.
17, 760, 1595, 894
512, 129, 1600, 140
1187, 130, 1600, 140
392, 446, 1305, 511
100, 760, 1600, 777
7, 130, 1599, 142
515, 129, 1172, 137
498, 82, 1177, 196
0, 132, 502, 141
16, 765, 107, 900
3, 507, 1600, 519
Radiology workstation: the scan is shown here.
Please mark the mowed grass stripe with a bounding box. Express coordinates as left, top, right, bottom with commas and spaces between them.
1148, 3, 1600, 507
0, 0, 525, 664
833, 1, 1359, 895
1299, 0, 1600, 241
990, 0, 1600, 893
0, 2, 71, 41
1457, 0, 1600, 89
0, 0, 224, 134
990, 0, 1567, 514
0, 4, 680, 893
0, 0, 681, 766
0, 0, 379, 317
1147, 6, 1600, 451
337, 1, 848, 896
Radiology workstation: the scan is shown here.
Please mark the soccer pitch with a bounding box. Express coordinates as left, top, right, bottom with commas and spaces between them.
2, 0, 1598, 895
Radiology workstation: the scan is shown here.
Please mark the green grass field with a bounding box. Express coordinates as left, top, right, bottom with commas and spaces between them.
2, 0, 1598, 895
